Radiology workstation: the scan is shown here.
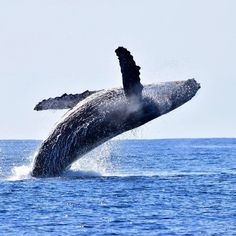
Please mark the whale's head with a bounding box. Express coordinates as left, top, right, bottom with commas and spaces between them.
142, 78, 200, 115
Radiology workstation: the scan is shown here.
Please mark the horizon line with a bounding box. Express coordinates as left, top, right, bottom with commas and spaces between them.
0, 137, 235, 141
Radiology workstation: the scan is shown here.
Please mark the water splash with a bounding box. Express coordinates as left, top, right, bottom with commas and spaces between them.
7, 154, 35, 181
8, 164, 33, 181
63, 141, 115, 177
7, 141, 116, 180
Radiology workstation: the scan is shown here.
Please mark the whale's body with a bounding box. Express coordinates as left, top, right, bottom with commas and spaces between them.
32, 79, 200, 177
32, 47, 200, 177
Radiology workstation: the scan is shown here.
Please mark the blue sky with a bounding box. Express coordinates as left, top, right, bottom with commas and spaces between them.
0, 0, 235, 139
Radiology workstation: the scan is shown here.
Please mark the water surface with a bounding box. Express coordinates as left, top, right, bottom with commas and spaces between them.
0, 139, 236, 235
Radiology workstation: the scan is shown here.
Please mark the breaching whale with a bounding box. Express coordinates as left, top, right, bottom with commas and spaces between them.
32, 47, 200, 177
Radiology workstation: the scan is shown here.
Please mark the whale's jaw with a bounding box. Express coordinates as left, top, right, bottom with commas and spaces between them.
32, 79, 200, 177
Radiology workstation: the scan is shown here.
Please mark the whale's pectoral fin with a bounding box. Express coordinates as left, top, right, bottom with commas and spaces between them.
115, 47, 143, 101
34, 90, 99, 111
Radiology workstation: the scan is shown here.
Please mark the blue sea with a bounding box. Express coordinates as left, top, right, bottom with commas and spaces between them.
0, 138, 236, 235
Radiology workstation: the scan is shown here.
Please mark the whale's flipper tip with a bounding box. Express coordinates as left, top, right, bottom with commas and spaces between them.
115, 47, 143, 102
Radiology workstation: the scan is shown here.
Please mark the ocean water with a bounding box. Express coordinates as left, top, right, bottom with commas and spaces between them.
0, 139, 236, 235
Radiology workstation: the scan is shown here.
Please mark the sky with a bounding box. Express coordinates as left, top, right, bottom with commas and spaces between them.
0, 0, 235, 139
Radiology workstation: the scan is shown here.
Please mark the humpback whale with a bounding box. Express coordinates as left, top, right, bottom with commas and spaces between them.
32, 47, 200, 177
